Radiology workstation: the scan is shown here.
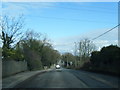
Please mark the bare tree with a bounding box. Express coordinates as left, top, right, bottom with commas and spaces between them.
78, 38, 96, 60
0, 15, 24, 48
0, 15, 24, 60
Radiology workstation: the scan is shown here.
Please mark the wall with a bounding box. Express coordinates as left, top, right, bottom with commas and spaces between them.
2, 60, 28, 78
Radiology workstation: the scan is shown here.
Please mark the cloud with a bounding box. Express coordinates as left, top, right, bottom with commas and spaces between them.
52, 27, 118, 53
93, 40, 118, 49
52, 41, 74, 53
2, 2, 28, 16
1, 2, 119, 54
2, 2, 57, 16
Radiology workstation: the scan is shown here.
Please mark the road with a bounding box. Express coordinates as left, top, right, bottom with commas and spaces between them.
14, 68, 119, 88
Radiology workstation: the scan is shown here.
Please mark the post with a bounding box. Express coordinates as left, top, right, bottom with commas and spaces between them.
118, 1, 120, 47
74, 42, 77, 68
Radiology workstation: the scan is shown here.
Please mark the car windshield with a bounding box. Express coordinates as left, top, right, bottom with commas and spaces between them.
1, 1, 120, 89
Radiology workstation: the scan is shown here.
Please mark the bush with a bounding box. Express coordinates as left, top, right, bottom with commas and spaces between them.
81, 45, 120, 75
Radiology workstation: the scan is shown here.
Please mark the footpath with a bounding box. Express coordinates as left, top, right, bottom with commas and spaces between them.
2, 69, 51, 88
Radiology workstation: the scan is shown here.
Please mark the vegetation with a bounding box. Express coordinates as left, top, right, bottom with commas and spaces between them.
1, 15, 24, 61
74, 38, 96, 68
62, 53, 76, 68
62, 38, 120, 76
0, 47, 2, 59
0, 15, 61, 70
1, 15, 119, 76
81, 45, 120, 75
61, 38, 96, 69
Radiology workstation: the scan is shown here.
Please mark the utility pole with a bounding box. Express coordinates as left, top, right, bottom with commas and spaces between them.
118, 2, 120, 47
118, 24, 120, 47
74, 42, 77, 68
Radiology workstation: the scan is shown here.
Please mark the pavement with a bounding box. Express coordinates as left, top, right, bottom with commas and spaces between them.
2, 69, 51, 88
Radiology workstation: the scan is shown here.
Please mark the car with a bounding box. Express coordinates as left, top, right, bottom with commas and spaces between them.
55, 64, 61, 69
55, 65, 62, 72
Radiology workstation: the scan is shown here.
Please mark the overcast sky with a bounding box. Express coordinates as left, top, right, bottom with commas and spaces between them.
1, 2, 119, 54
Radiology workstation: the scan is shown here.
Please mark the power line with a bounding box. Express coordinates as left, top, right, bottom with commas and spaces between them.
27, 15, 116, 24
42, 5, 117, 14
92, 24, 120, 40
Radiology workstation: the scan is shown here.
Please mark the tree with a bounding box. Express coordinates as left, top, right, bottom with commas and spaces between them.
90, 51, 101, 67
62, 53, 75, 68
40, 44, 60, 67
0, 15, 24, 60
21, 30, 44, 70
100, 45, 120, 63
73, 38, 96, 68
20, 30, 61, 70
52, 50, 61, 64
78, 38, 96, 60
0, 47, 2, 60
89, 45, 120, 74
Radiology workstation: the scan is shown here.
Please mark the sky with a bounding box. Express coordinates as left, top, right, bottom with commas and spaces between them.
1, 1, 119, 54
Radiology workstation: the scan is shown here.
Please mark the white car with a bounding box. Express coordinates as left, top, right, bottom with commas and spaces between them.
55, 65, 60, 69
55, 65, 62, 71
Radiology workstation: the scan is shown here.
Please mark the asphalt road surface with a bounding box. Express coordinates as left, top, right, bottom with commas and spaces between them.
14, 68, 119, 88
